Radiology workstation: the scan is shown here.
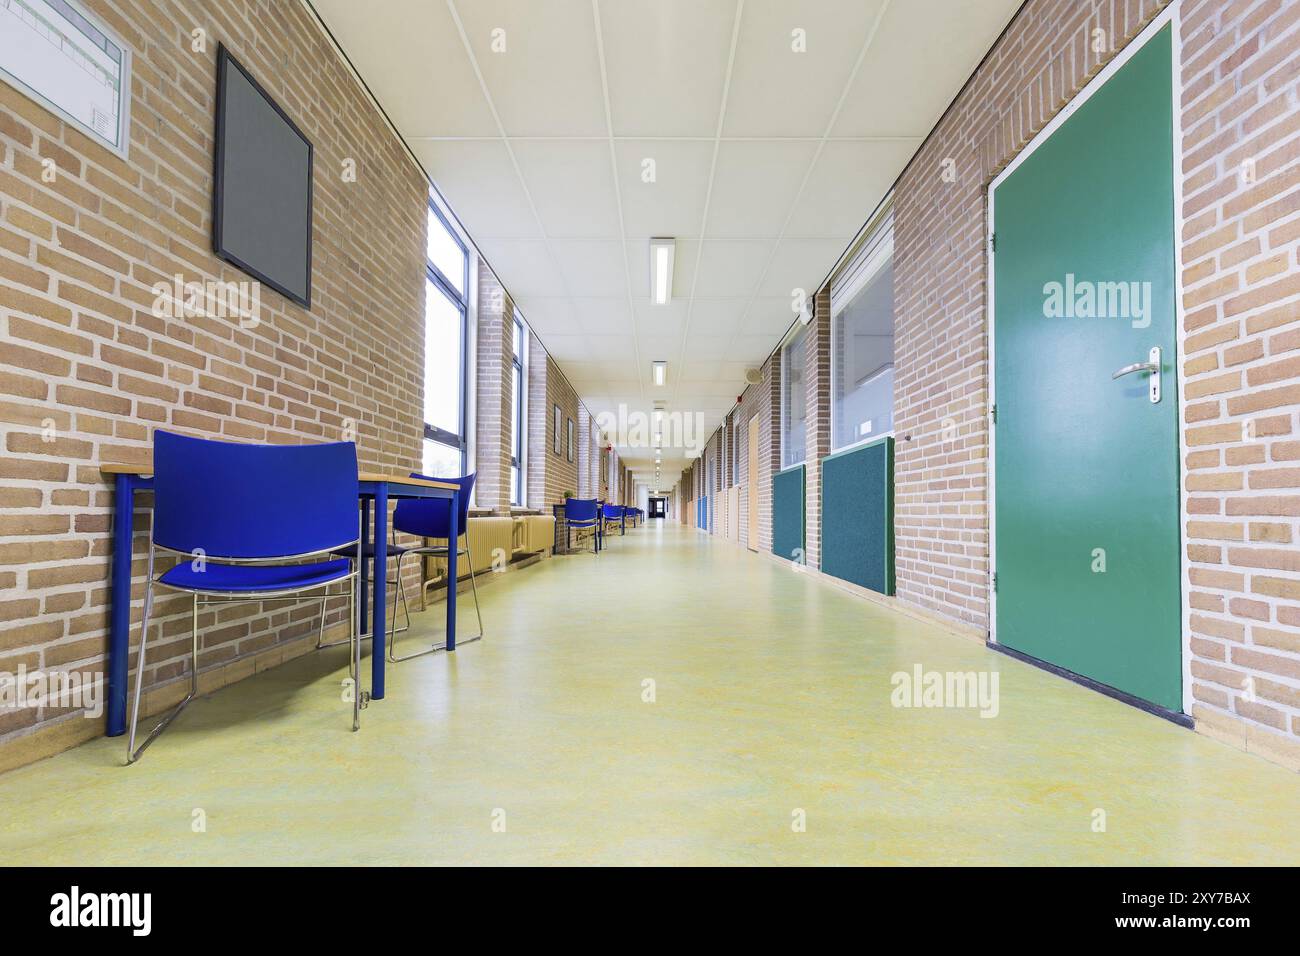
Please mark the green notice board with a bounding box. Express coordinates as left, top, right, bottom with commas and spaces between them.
772, 464, 805, 562
821, 437, 894, 594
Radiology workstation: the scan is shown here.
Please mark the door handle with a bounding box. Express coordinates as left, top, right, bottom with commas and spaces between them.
1112, 346, 1161, 403
1111, 361, 1158, 378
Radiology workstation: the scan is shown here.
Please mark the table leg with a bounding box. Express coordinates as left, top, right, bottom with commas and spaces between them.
371, 486, 387, 700
107, 473, 133, 737
446, 490, 458, 651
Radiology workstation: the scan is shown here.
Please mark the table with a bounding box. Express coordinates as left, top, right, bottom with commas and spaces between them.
99, 463, 461, 738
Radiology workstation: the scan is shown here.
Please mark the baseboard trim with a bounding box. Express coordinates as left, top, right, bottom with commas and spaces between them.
987, 641, 1194, 729
420, 551, 543, 603
752, 547, 986, 644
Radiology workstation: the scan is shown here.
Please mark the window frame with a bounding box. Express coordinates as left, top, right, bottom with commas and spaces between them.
510, 315, 526, 506
424, 199, 470, 473
829, 219, 896, 454
779, 323, 809, 469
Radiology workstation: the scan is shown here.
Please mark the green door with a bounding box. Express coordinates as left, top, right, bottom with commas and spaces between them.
991, 26, 1181, 712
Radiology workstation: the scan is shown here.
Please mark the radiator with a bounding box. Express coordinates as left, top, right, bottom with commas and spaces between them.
515, 515, 555, 555
424, 516, 514, 581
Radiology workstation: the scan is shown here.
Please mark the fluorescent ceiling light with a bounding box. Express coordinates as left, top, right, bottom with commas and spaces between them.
650, 238, 674, 305
652, 361, 667, 387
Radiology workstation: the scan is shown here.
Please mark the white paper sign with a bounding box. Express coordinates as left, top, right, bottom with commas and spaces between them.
0, 0, 131, 157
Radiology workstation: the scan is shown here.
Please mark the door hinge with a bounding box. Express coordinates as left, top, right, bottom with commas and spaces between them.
992, 572, 998, 593
989, 403, 998, 424
988, 232, 996, 252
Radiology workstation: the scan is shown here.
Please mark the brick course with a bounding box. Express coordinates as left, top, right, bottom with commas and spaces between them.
474, 262, 513, 512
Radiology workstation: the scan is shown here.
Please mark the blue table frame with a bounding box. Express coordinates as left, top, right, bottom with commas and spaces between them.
103, 466, 460, 737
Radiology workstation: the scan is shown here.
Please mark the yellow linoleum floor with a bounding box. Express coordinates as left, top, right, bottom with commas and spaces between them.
2, 521, 1298, 866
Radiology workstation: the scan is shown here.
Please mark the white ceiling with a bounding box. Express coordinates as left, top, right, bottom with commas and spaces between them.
312, 0, 1021, 490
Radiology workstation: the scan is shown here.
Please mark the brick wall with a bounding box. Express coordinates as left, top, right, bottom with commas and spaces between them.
1177, 0, 1300, 769
599, 441, 610, 501
525, 329, 546, 508
803, 289, 832, 570
576, 409, 593, 498
475, 262, 513, 512
0, 0, 428, 761
893, 0, 1168, 629
523, 330, 589, 510
538, 351, 580, 506
587, 411, 601, 498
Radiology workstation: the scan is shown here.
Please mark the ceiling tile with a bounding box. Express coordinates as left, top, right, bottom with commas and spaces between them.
410, 139, 541, 239
639, 335, 680, 365
599, 0, 736, 137
512, 140, 622, 238
783, 139, 919, 238
758, 239, 846, 298
548, 240, 630, 297
684, 333, 737, 360
633, 299, 688, 341
517, 297, 582, 335
681, 360, 723, 382
741, 297, 801, 338
583, 334, 640, 355
688, 299, 748, 337
536, 333, 594, 362
614, 140, 713, 239
453, 0, 608, 137
312, 1, 497, 137
705, 140, 818, 238
831, 0, 1021, 137
478, 239, 566, 297
571, 297, 635, 334
722, 0, 886, 138
693, 240, 774, 298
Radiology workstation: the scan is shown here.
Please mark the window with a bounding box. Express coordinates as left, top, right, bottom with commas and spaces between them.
780, 324, 808, 469
831, 231, 894, 451
510, 316, 525, 506
553, 405, 562, 456
427, 206, 466, 297
423, 200, 468, 477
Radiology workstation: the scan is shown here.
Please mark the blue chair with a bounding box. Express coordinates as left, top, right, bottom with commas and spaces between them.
602, 503, 625, 536
386, 472, 481, 661
329, 473, 479, 662
128, 431, 362, 764
564, 497, 600, 555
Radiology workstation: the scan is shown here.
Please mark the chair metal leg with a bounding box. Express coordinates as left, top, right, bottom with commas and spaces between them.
319, 574, 406, 649
126, 552, 196, 765
388, 550, 442, 662
351, 558, 361, 731
396, 563, 412, 634
460, 540, 484, 644
315, 595, 329, 649
190, 593, 199, 697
